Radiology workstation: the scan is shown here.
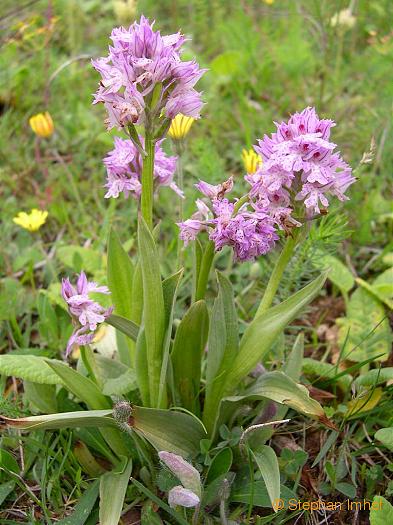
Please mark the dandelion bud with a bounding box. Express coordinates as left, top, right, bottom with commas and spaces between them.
168, 486, 200, 508
29, 112, 54, 138
242, 148, 262, 174
13, 209, 48, 232
113, 400, 133, 423
168, 114, 195, 140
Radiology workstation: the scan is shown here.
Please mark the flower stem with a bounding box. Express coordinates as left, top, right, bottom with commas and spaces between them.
255, 233, 298, 317
175, 141, 185, 268
140, 134, 155, 229
195, 240, 215, 302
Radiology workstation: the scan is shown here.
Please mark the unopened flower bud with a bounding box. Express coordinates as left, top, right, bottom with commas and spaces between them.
29, 112, 54, 138
168, 486, 200, 508
113, 400, 132, 423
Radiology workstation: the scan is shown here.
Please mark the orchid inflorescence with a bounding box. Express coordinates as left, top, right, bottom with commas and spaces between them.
179, 107, 355, 262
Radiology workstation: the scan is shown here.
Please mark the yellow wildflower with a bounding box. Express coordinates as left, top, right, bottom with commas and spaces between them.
263, 0, 274, 5
29, 112, 54, 138
13, 209, 48, 232
242, 148, 262, 174
168, 114, 195, 140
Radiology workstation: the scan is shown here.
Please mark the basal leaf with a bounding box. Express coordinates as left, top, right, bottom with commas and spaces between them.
249, 445, 280, 511
0, 355, 64, 385
99, 458, 133, 525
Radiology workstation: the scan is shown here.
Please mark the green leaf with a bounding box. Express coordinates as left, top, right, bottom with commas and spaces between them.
0, 355, 64, 385
132, 406, 207, 458
0, 410, 115, 431
0, 449, 19, 473
57, 480, 99, 525
230, 272, 326, 388
46, 360, 111, 410
0, 480, 15, 506
337, 288, 392, 362
203, 272, 239, 432
205, 447, 233, 485
312, 250, 354, 293
336, 482, 356, 498
302, 357, 352, 391
284, 332, 304, 381
99, 458, 133, 525
354, 367, 393, 388
356, 268, 393, 309
374, 427, 393, 451
93, 355, 137, 396
74, 441, 106, 477
212, 371, 326, 438
250, 445, 280, 510
107, 228, 135, 365
210, 50, 242, 76
135, 328, 150, 406
57, 245, 104, 274
106, 314, 139, 342
138, 218, 166, 408
23, 381, 57, 413
171, 300, 209, 412
159, 269, 184, 407
370, 496, 393, 524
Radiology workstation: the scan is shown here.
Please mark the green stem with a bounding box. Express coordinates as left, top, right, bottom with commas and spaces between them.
255, 234, 298, 317
175, 141, 185, 268
140, 134, 155, 229
195, 240, 215, 302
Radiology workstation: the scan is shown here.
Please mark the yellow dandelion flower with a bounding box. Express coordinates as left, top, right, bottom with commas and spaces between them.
13, 209, 48, 232
263, 0, 274, 5
29, 111, 54, 138
242, 148, 262, 174
168, 114, 195, 140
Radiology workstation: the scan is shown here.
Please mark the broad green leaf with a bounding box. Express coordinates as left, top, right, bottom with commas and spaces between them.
370, 496, 393, 525
231, 272, 327, 387
0, 355, 64, 385
203, 272, 238, 432
24, 381, 57, 413
356, 268, 393, 309
159, 270, 184, 407
57, 479, 99, 525
231, 479, 297, 508
203, 273, 327, 434
302, 357, 352, 391
250, 445, 280, 510
99, 458, 132, 525
284, 332, 304, 381
354, 367, 393, 388
132, 406, 207, 458
135, 328, 150, 406
337, 288, 392, 362
46, 360, 111, 410
93, 355, 137, 396
106, 314, 139, 341
312, 250, 354, 293
0, 480, 15, 506
0, 449, 19, 473
374, 427, 393, 451
212, 371, 326, 438
1, 410, 116, 431
171, 300, 209, 412
107, 229, 135, 365
205, 447, 233, 485
210, 50, 242, 76
138, 218, 166, 408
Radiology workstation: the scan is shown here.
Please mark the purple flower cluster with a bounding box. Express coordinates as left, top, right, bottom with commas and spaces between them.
103, 136, 181, 199
92, 16, 206, 130
249, 107, 355, 218
178, 108, 354, 263
178, 178, 278, 262
62, 272, 113, 356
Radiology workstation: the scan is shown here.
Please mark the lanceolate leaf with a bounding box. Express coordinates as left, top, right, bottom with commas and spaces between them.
0, 355, 64, 385
107, 228, 134, 322
171, 300, 209, 413
138, 218, 166, 408
249, 445, 280, 511
99, 458, 133, 525
228, 272, 327, 390
132, 406, 207, 458
106, 314, 139, 342
203, 272, 238, 432
0, 410, 115, 431
212, 371, 326, 438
